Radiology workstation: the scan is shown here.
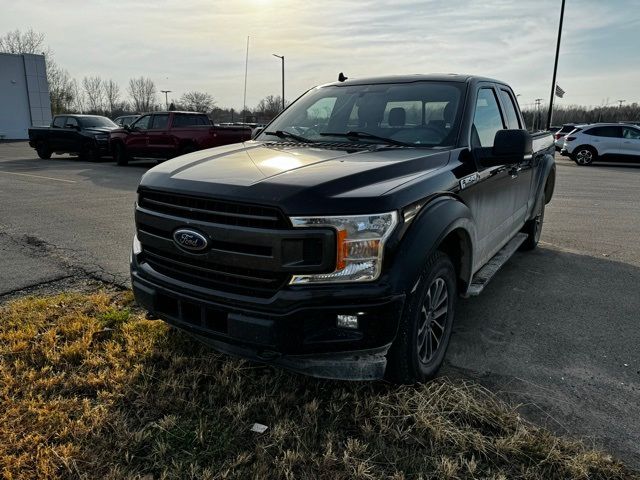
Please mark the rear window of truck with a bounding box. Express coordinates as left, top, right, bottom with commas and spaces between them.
173, 114, 210, 127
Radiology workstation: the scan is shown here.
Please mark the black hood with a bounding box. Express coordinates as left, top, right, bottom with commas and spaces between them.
86, 126, 119, 134
139, 141, 454, 215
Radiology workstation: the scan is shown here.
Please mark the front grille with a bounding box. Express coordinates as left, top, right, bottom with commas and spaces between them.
138, 190, 289, 229
141, 246, 288, 298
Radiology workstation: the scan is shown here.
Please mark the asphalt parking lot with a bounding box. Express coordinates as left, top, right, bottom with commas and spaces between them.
0, 142, 638, 466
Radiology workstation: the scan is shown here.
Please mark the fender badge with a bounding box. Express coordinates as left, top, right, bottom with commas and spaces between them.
460, 173, 480, 190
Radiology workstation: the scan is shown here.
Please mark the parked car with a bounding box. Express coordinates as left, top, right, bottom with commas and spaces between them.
114, 115, 140, 128
28, 115, 119, 160
131, 74, 555, 383
109, 111, 252, 165
561, 123, 640, 165
553, 123, 577, 151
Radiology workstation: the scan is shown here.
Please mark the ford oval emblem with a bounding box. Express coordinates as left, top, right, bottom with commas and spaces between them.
173, 228, 209, 252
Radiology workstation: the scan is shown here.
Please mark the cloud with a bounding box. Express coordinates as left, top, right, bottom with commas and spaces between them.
1, 0, 638, 109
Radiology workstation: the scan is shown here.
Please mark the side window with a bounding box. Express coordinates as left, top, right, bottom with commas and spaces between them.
151, 114, 169, 129
472, 88, 504, 147
65, 117, 79, 128
623, 127, 640, 140
132, 115, 151, 130
499, 89, 521, 129
53, 116, 66, 128
588, 126, 622, 138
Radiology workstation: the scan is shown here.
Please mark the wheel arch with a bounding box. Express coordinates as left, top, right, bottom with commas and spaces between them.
390, 195, 476, 296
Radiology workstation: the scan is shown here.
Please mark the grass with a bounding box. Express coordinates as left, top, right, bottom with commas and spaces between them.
0, 290, 636, 480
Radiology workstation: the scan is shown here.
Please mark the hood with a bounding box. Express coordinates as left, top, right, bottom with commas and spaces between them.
139, 141, 453, 215
87, 126, 119, 134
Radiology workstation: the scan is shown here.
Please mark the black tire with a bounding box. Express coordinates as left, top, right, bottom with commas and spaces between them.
36, 142, 51, 159
572, 145, 596, 166
520, 199, 545, 251
113, 143, 129, 166
81, 142, 100, 162
386, 251, 457, 384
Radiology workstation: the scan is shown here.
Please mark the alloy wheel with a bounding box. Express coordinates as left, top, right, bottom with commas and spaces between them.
417, 277, 449, 364
575, 149, 593, 165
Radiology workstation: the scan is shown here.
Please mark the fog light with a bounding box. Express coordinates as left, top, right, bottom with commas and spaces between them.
337, 314, 359, 329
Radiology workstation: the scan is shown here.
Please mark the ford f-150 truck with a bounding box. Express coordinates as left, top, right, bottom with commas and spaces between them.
109, 111, 252, 165
28, 115, 119, 160
131, 74, 555, 383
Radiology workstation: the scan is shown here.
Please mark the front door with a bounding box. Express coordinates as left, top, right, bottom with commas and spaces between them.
146, 114, 171, 158
126, 114, 151, 156
460, 86, 522, 270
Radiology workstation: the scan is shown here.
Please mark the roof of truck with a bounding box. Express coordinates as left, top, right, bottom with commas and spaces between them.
323, 73, 507, 87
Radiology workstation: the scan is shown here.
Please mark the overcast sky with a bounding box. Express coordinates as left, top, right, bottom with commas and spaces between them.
2, 0, 639, 110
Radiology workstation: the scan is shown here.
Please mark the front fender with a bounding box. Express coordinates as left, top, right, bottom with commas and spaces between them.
389, 196, 476, 294
530, 152, 556, 219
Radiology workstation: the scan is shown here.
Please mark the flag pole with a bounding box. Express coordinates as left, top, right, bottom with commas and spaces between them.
547, 0, 565, 130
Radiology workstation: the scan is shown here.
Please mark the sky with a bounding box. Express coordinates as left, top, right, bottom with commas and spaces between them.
1, 0, 639, 111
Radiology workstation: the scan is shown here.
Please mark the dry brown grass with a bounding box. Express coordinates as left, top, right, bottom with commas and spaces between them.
0, 290, 637, 480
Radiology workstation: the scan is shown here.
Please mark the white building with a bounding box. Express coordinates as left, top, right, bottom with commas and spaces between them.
0, 52, 52, 140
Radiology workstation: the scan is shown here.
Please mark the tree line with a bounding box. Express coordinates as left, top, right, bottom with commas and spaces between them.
522, 103, 640, 131
0, 29, 285, 124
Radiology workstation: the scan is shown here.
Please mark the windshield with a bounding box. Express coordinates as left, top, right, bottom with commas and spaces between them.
80, 116, 118, 128
258, 81, 465, 147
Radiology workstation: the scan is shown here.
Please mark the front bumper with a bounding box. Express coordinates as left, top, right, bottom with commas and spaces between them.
131, 260, 405, 380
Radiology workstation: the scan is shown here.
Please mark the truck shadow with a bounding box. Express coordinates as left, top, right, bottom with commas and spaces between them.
445, 245, 640, 468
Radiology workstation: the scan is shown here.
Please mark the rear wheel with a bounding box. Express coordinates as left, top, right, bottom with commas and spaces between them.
573, 146, 596, 165
520, 199, 545, 251
386, 252, 457, 384
36, 142, 51, 159
114, 143, 129, 166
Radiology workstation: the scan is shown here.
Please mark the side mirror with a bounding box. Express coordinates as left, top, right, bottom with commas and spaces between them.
483, 129, 532, 167
251, 127, 264, 139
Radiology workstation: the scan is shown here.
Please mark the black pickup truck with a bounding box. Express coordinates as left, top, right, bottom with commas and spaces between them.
131, 74, 555, 383
28, 115, 119, 160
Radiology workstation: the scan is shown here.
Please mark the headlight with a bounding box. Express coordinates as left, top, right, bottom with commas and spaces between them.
289, 212, 398, 284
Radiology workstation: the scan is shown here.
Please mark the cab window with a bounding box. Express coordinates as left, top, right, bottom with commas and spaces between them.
151, 114, 169, 130
499, 89, 521, 129
623, 127, 640, 140
65, 117, 79, 128
472, 88, 504, 147
53, 116, 66, 128
132, 115, 151, 130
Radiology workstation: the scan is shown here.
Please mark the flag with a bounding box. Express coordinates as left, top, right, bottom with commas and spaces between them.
555, 85, 565, 98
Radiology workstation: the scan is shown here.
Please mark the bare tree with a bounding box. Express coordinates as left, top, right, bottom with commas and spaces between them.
0, 28, 49, 56
179, 91, 215, 113
48, 64, 75, 114
69, 79, 86, 113
128, 77, 157, 113
255, 95, 284, 122
104, 79, 120, 116
82, 76, 104, 113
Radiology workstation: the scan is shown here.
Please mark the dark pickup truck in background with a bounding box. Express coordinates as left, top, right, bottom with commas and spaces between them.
130, 74, 555, 383
28, 115, 119, 160
109, 111, 252, 165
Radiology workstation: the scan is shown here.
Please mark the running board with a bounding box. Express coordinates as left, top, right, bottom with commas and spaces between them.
465, 233, 528, 297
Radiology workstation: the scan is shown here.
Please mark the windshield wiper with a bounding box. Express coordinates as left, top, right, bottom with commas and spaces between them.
319, 131, 412, 147
263, 130, 313, 143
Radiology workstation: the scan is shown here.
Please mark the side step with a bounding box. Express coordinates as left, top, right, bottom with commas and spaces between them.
465, 233, 528, 297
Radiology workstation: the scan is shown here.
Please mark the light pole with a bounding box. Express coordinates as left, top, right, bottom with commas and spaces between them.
546, 0, 565, 130
272, 54, 285, 111
617, 99, 626, 108
161, 90, 172, 110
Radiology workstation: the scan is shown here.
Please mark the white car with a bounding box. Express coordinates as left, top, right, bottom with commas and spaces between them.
561, 123, 640, 165
553, 124, 577, 151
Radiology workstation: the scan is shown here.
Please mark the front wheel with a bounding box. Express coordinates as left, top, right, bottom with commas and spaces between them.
113, 143, 129, 166
386, 252, 457, 384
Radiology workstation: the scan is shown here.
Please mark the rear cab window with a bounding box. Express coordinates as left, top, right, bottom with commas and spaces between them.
172, 114, 210, 127
498, 89, 521, 129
